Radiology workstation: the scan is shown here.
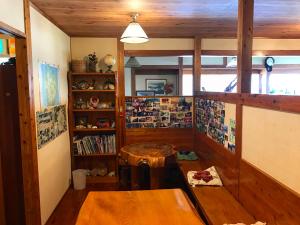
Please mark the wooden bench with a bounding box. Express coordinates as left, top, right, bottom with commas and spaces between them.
178, 160, 255, 225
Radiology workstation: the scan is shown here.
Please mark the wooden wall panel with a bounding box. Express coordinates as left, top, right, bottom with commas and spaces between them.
239, 160, 300, 225
195, 133, 239, 198
125, 128, 194, 150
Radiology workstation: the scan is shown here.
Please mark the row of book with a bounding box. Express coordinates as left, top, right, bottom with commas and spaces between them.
73, 135, 116, 155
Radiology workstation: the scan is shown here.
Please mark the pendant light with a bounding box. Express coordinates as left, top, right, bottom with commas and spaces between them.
120, 13, 149, 44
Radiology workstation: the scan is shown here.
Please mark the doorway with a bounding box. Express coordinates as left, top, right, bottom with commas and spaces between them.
0, 36, 26, 225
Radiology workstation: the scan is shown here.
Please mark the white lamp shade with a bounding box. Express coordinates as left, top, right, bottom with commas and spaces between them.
120, 22, 149, 44
104, 54, 116, 66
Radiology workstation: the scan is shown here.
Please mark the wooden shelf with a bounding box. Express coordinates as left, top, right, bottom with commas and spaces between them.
69, 69, 119, 189
71, 72, 115, 76
72, 89, 115, 93
73, 109, 115, 112
73, 128, 116, 132
86, 176, 118, 184
74, 153, 117, 157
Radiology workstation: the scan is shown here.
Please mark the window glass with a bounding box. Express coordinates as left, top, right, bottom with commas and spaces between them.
201, 74, 237, 93
269, 73, 300, 95
182, 73, 193, 96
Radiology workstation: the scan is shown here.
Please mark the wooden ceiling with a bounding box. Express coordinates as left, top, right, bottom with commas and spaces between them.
30, 0, 300, 38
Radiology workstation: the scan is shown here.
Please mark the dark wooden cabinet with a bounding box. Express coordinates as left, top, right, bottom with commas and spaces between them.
0, 64, 26, 225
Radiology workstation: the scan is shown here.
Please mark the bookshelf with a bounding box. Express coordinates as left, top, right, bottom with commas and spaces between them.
68, 71, 119, 188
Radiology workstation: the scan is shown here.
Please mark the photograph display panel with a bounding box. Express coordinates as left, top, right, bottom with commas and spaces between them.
126, 97, 193, 128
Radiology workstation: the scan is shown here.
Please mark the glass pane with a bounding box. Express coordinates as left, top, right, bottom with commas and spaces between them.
201, 74, 237, 93
182, 74, 193, 96
269, 73, 300, 95
251, 74, 260, 94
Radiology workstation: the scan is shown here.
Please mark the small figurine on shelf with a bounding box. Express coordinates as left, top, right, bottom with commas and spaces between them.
103, 79, 115, 90
88, 79, 96, 90
96, 118, 110, 128
88, 96, 100, 109
103, 54, 116, 73
75, 116, 88, 128
111, 120, 116, 128
75, 97, 86, 109
72, 80, 88, 90
97, 101, 111, 109
88, 52, 98, 72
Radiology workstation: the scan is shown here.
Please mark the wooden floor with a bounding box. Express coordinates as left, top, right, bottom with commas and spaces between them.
45, 188, 88, 225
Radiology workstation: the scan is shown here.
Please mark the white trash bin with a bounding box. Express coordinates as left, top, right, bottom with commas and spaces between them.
72, 169, 87, 190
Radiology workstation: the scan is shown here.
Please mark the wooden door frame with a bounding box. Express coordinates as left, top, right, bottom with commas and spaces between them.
0, 0, 41, 225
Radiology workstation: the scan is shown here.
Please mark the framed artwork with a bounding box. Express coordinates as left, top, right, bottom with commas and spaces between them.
39, 63, 60, 109
146, 79, 166, 95
136, 90, 155, 96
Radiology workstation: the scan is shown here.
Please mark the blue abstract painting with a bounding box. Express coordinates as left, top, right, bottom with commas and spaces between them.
39, 63, 60, 108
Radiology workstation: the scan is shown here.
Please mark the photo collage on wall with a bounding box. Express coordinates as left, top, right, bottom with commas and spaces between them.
36, 105, 68, 149
195, 98, 236, 153
126, 97, 193, 128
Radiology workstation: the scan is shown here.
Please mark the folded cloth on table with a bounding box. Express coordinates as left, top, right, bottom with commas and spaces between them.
187, 166, 223, 187
223, 222, 266, 225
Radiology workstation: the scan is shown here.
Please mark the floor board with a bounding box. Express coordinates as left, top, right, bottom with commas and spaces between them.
45, 189, 88, 225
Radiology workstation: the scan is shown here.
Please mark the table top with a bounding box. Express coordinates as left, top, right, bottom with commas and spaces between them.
76, 189, 205, 225
120, 143, 176, 167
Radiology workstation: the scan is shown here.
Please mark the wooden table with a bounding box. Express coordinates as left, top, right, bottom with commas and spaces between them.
76, 189, 205, 225
120, 143, 176, 189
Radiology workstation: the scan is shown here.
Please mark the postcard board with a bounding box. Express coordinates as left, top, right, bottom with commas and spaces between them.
36, 104, 67, 149
195, 98, 236, 153
126, 97, 193, 128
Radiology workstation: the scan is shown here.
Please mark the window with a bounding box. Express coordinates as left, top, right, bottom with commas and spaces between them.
201, 74, 237, 93
182, 73, 193, 96
268, 73, 300, 95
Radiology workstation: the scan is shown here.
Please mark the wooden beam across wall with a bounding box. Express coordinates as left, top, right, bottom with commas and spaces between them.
193, 37, 201, 93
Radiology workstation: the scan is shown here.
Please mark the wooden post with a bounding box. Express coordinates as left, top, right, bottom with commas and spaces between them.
193, 37, 201, 94
14, 0, 42, 224
237, 0, 254, 93
117, 41, 125, 147
236, 0, 254, 200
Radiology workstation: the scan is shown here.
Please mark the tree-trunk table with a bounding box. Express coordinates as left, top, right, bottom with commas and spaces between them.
120, 143, 176, 189
76, 189, 205, 225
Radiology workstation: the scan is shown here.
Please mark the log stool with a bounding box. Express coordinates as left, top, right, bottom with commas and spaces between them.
120, 143, 176, 189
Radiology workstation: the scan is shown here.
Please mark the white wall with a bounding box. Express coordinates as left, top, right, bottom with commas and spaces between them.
202, 38, 300, 51
125, 38, 194, 50
30, 6, 71, 225
242, 106, 300, 194
71, 38, 118, 71
0, 0, 25, 33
